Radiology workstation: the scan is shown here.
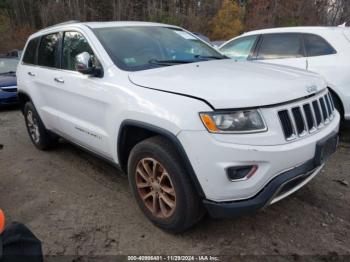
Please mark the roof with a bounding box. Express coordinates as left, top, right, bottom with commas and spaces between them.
243, 26, 348, 36
83, 21, 177, 29
34, 21, 178, 36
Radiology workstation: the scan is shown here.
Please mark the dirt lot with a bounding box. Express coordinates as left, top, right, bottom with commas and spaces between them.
0, 107, 349, 260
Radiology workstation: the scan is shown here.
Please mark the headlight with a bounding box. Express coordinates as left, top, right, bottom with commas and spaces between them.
200, 110, 267, 133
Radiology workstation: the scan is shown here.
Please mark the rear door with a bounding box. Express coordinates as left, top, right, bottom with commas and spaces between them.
254, 33, 307, 70
35, 32, 63, 131
18, 33, 63, 132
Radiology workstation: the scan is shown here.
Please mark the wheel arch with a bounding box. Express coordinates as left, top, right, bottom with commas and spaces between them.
328, 87, 344, 118
18, 91, 32, 113
117, 120, 205, 198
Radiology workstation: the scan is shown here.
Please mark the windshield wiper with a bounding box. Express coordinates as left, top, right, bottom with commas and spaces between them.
194, 55, 227, 60
149, 59, 195, 66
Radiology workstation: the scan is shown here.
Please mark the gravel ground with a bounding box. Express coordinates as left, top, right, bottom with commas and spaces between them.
0, 107, 349, 260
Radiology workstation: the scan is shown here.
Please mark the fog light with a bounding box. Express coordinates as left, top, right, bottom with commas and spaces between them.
226, 165, 258, 181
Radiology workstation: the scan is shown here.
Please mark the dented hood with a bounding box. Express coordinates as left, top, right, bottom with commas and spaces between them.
129, 59, 326, 109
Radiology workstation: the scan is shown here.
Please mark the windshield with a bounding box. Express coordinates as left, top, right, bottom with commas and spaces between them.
0, 58, 19, 74
93, 26, 226, 71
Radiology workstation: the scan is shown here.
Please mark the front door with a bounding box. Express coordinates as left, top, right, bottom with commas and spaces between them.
52, 31, 111, 157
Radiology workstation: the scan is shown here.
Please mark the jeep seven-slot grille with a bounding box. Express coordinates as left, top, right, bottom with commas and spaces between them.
278, 92, 335, 141
319, 97, 328, 120
312, 101, 322, 126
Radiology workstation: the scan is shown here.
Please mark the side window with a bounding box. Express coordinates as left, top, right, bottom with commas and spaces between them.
62, 31, 94, 71
220, 35, 258, 60
303, 34, 336, 57
38, 33, 60, 68
23, 37, 40, 65
257, 34, 304, 59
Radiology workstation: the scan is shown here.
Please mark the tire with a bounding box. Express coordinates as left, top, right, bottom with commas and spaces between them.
128, 136, 204, 233
23, 102, 58, 150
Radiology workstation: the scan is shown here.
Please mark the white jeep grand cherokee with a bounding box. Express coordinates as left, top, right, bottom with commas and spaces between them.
17, 21, 340, 233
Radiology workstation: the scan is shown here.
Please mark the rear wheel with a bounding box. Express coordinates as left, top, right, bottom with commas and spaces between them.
128, 136, 204, 233
24, 102, 58, 150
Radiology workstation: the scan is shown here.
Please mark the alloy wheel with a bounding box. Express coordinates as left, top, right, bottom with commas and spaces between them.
135, 158, 176, 219
26, 110, 40, 143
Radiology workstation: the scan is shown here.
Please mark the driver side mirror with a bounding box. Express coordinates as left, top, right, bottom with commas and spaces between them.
75, 52, 103, 77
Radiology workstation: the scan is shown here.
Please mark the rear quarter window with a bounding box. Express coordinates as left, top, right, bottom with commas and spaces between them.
303, 34, 336, 57
22, 37, 40, 65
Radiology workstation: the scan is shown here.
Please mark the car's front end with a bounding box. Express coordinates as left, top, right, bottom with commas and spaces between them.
0, 57, 19, 106
0, 76, 19, 106
127, 61, 340, 218
178, 88, 339, 217
122, 34, 340, 216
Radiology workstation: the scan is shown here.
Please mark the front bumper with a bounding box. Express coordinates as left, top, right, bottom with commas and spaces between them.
0, 91, 19, 105
202, 130, 338, 218
178, 111, 340, 204
203, 158, 324, 218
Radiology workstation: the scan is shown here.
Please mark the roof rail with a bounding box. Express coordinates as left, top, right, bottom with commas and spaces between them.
44, 20, 80, 29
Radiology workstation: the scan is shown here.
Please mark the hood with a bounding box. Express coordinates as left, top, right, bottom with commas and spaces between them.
129, 60, 326, 109
0, 74, 17, 88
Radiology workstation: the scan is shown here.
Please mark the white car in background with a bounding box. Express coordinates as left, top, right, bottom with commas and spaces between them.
219, 27, 350, 120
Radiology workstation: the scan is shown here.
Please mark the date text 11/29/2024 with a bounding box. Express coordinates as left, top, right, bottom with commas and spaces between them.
127, 255, 220, 261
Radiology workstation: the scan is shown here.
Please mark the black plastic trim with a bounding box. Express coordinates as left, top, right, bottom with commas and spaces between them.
117, 119, 206, 198
17, 91, 32, 113
314, 131, 338, 166
250, 34, 262, 60
204, 159, 316, 218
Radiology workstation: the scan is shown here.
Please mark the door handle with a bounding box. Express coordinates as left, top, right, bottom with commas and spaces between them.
54, 77, 65, 84
28, 72, 36, 77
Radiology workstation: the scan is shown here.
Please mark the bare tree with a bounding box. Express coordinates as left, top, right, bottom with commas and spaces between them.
2, 0, 348, 53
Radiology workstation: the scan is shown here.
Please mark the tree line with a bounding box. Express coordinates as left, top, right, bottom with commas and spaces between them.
0, 0, 349, 53
245, 0, 350, 30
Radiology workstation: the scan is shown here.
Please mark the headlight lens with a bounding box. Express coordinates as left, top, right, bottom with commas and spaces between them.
200, 110, 267, 133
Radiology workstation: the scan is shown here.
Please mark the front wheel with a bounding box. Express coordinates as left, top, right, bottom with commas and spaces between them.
24, 102, 58, 150
128, 136, 204, 233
